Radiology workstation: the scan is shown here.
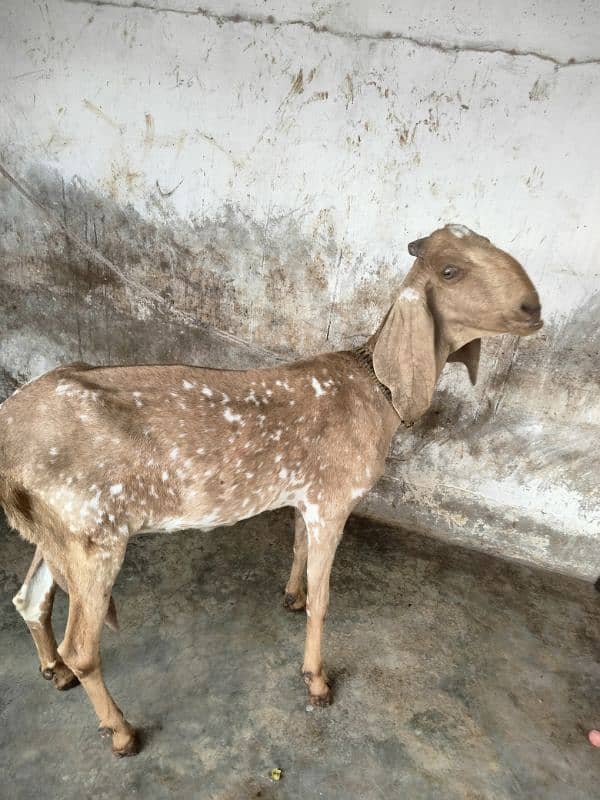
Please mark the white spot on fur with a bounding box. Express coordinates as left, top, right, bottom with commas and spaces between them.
13, 561, 54, 624
149, 510, 223, 533
302, 501, 322, 543
182, 380, 194, 390
201, 386, 213, 397
447, 224, 472, 238
109, 484, 123, 496
224, 407, 242, 423
311, 377, 325, 397
399, 287, 420, 303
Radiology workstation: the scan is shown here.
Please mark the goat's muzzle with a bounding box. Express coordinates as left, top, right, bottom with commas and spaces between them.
511, 293, 543, 334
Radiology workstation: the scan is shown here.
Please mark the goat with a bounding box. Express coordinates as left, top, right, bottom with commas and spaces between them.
0, 224, 542, 756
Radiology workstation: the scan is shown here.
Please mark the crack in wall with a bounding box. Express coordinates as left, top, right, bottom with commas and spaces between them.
0, 162, 285, 362
65, 0, 600, 69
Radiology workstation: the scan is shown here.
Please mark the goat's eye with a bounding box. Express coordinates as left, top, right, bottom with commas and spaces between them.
441, 265, 459, 280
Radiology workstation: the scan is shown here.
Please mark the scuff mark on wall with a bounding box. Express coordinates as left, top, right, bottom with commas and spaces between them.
144, 111, 155, 148
529, 77, 551, 101
83, 98, 124, 131
290, 68, 304, 95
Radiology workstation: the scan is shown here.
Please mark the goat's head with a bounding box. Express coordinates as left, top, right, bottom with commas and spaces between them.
373, 223, 543, 424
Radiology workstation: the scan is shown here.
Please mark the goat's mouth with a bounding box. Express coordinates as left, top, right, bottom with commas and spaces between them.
509, 319, 544, 335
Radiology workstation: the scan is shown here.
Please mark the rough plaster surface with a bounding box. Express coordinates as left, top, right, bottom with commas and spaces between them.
1, 510, 600, 799
0, 0, 599, 578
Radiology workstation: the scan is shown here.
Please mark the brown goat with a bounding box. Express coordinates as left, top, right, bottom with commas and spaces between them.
0, 224, 542, 756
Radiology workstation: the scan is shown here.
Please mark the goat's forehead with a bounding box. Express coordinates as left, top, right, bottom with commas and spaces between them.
425, 237, 518, 272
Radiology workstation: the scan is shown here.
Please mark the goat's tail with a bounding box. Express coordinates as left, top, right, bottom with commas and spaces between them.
105, 595, 119, 631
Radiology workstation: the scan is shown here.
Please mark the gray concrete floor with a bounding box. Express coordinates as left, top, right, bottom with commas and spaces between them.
1, 509, 599, 800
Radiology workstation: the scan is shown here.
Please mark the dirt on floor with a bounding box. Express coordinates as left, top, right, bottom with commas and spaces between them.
1, 508, 599, 799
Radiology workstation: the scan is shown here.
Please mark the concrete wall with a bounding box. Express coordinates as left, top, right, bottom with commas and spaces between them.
1, 0, 598, 579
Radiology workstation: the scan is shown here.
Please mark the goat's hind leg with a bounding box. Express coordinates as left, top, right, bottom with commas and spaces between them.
13, 546, 79, 690
284, 510, 308, 610
58, 539, 137, 757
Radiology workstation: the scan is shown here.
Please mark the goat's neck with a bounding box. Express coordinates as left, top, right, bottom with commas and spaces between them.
353, 312, 460, 440
349, 336, 403, 444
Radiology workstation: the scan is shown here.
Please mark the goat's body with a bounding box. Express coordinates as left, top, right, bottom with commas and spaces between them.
0, 353, 395, 553
1, 224, 542, 756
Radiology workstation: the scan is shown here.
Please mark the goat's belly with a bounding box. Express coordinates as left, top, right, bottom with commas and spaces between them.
141, 507, 275, 535
140, 486, 296, 535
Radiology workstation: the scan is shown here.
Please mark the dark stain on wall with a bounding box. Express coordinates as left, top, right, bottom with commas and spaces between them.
0, 163, 353, 372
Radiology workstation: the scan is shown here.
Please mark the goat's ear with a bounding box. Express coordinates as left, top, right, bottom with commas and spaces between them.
408, 236, 428, 257
447, 339, 481, 385
373, 288, 438, 424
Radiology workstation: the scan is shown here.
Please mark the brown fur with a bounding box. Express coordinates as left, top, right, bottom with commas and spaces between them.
0, 224, 542, 755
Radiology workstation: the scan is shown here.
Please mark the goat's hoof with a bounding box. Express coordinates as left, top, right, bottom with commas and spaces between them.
283, 591, 306, 611
303, 670, 332, 707
308, 687, 332, 707
112, 730, 139, 758
40, 663, 79, 690
53, 664, 80, 691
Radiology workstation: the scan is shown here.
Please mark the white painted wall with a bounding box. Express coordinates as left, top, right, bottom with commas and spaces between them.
1, 0, 599, 577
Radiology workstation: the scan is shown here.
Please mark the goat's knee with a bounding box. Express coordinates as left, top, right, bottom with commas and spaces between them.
58, 642, 100, 680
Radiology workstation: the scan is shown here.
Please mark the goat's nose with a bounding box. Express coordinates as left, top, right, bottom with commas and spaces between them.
519, 299, 541, 322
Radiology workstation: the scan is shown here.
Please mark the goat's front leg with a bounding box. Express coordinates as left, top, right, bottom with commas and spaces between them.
58, 540, 137, 757
284, 510, 308, 610
12, 547, 79, 690
301, 513, 345, 706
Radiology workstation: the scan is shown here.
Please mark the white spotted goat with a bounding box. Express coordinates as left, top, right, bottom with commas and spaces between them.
0, 224, 543, 755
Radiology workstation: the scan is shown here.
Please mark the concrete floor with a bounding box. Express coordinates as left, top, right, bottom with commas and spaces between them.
1, 509, 599, 800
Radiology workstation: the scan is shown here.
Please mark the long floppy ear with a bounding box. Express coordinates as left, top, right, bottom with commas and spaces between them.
372, 287, 439, 424
447, 339, 481, 385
